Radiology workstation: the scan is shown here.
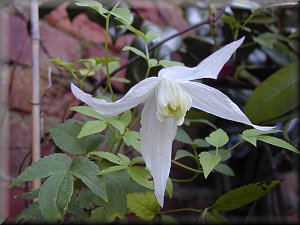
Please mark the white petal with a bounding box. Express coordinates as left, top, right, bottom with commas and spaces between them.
71, 77, 159, 116
140, 97, 177, 207
159, 37, 245, 81
181, 81, 275, 131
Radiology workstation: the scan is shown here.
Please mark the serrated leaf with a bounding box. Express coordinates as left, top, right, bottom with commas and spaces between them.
159, 59, 184, 67
199, 152, 221, 179
100, 172, 128, 222
212, 181, 280, 211
174, 149, 194, 160
99, 165, 127, 175
257, 136, 299, 154
245, 63, 299, 123
205, 129, 229, 148
123, 131, 141, 153
107, 118, 125, 134
39, 172, 73, 223
89, 151, 124, 165
11, 154, 71, 187
49, 120, 103, 154
71, 157, 108, 202
175, 127, 193, 144
78, 120, 107, 138
127, 192, 160, 221
71, 106, 105, 120
128, 166, 153, 189
15, 202, 44, 224
214, 163, 235, 176
122, 46, 146, 59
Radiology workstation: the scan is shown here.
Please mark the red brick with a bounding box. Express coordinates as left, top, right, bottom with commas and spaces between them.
6, 13, 82, 72
9, 66, 48, 112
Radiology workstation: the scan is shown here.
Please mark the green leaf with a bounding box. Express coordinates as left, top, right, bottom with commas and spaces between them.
110, 76, 131, 84
110, 7, 133, 25
11, 153, 71, 187
129, 157, 144, 166
107, 117, 125, 134
128, 166, 153, 189
122, 46, 146, 59
245, 63, 299, 123
166, 177, 173, 198
99, 165, 127, 175
159, 59, 184, 67
50, 58, 74, 73
127, 192, 160, 221
256, 136, 299, 154
175, 149, 194, 160
212, 181, 280, 212
78, 120, 107, 138
253, 33, 276, 49
120, 110, 132, 127
20, 189, 39, 200
149, 58, 158, 67
120, 24, 147, 41
192, 138, 210, 148
199, 152, 221, 179
71, 157, 108, 202
175, 127, 193, 144
15, 203, 44, 224
203, 209, 230, 224
100, 172, 128, 222
145, 30, 159, 43
75, 0, 108, 15
70, 106, 104, 120
89, 207, 107, 223
49, 120, 103, 154
39, 172, 73, 223
161, 215, 179, 224
241, 128, 280, 146
205, 129, 229, 148
214, 163, 235, 176
117, 153, 131, 166
123, 131, 141, 152
89, 151, 124, 165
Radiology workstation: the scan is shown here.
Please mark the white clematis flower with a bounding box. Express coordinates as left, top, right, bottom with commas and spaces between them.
71, 37, 274, 207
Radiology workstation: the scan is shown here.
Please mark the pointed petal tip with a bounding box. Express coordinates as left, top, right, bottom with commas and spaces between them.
253, 125, 276, 131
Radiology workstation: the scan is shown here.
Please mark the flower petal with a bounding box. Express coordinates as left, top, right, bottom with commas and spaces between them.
159, 37, 245, 81
181, 81, 275, 131
71, 77, 159, 116
140, 97, 177, 207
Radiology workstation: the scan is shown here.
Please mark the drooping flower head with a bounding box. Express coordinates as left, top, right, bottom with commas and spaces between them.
71, 37, 274, 207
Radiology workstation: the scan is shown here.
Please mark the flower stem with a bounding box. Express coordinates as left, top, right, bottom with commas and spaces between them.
172, 173, 199, 183
104, 15, 115, 101
158, 208, 203, 214
171, 160, 203, 173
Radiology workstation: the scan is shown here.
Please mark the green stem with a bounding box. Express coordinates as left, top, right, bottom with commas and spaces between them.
172, 173, 199, 183
221, 140, 243, 157
171, 160, 203, 173
114, 139, 124, 155
104, 15, 115, 101
158, 208, 203, 214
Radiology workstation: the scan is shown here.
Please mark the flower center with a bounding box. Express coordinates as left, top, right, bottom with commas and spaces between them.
156, 78, 192, 126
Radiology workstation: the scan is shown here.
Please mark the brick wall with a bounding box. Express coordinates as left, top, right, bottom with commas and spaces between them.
0, 0, 188, 221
